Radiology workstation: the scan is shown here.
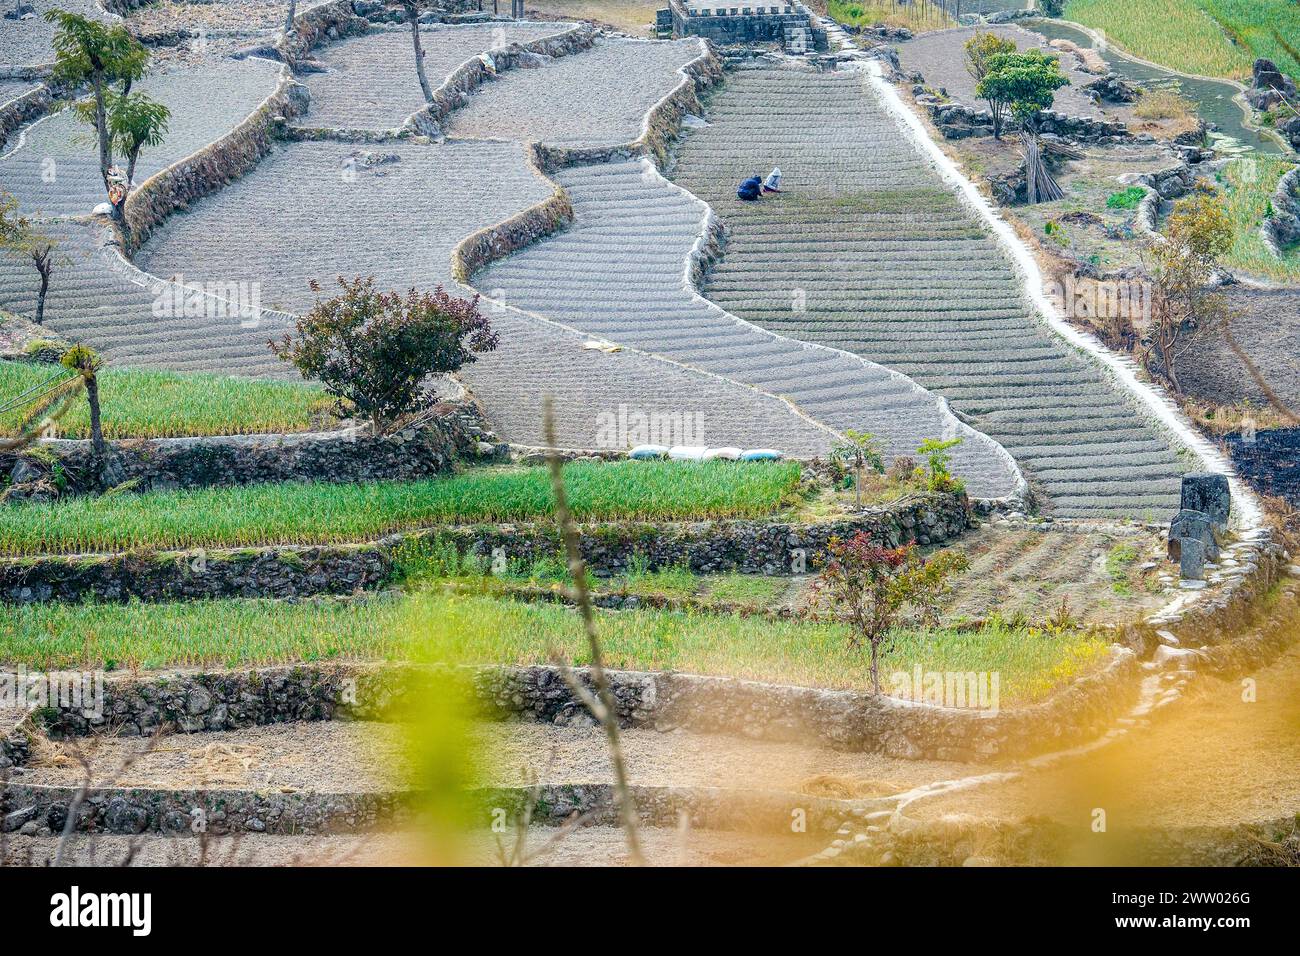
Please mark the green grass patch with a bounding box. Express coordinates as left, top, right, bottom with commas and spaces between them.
0, 360, 334, 439
1064, 0, 1299, 82
2, 461, 802, 556
1105, 543, 1140, 596
0, 591, 1111, 703
409, 594, 1112, 704
1214, 157, 1300, 282
828, 0, 955, 32
1105, 187, 1147, 211
0, 596, 411, 671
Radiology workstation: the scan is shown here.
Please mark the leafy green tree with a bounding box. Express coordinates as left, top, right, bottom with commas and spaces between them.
45, 10, 167, 225
809, 532, 969, 693
829, 429, 885, 508
964, 29, 1016, 84
975, 49, 1069, 139
270, 276, 498, 433
103, 90, 170, 187
1142, 192, 1234, 392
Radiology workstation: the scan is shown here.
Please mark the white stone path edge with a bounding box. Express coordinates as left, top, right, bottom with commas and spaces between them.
831, 38, 1263, 534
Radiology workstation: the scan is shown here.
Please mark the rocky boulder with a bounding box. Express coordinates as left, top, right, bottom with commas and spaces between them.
1085, 72, 1139, 104
1246, 58, 1298, 111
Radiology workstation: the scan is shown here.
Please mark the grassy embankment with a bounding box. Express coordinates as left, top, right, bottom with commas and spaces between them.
0, 461, 803, 555
0, 360, 333, 439
0, 592, 1109, 704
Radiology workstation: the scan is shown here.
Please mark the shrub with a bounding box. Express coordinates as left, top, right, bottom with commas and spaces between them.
916, 437, 964, 493
809, 532, 969, 693
270, 276, 497, 434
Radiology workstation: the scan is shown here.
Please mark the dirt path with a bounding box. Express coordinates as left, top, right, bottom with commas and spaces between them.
1, 827, 813, 867
476, 722, 985, 795
905, 637, 1300, 832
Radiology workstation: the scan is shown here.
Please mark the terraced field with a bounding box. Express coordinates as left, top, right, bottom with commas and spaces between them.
671, 67, 1187, 519
0, 80, 37, 105
444, 36, 703, 147
0, 219, 294, 376
134, 138, 832, 450
0, 56, 281, 219
139, 138, 552, 312
477, 159, 1019, 494
294, 22, 577, 132
0, 0, 107, 69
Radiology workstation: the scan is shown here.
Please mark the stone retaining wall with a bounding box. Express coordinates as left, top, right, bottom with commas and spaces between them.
0, 82, 56, 154
1, 782, 407, 836
0, 544, 392, 605
4, 400, 490, 496
452, 43, 724, 281
918, 97, 1130, 144
0, 492, 970, 603
278, 0, 373, 63
451, 144, 573, 282
407, 491, 972, 575
1261, 165, 1300, 256
122, 66, 310, 249
407, 23, 598, 138
22, 641, 1137, 764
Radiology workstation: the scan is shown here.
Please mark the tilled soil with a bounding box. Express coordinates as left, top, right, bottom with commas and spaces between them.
0, 57, 282, 220
898, 25, 1104, 120
475, 721, 985, 794
0, 0, 107, 69
296, 22, 578, 132
1180, 285, 1300, 411
673, 66, 1188, 521
19, 722, 412, 792
445, 36, 704, 146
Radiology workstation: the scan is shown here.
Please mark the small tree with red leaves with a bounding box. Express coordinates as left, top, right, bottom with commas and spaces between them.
271, 276, 497, 433
809, 532, 969, 693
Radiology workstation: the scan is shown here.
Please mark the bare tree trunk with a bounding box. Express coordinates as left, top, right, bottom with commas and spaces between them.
33, 249, 51, 326
284, 0, 297, 35
85, 371, 106, 458
406, 5, 434, 103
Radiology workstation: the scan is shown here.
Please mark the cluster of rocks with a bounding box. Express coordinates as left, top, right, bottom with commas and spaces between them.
1083, 72, 1139, 104
841, 24, 912, 42
1261, 165, 1300, 255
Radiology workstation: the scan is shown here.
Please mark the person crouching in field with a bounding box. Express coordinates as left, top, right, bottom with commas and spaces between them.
737, 174, 763, 200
